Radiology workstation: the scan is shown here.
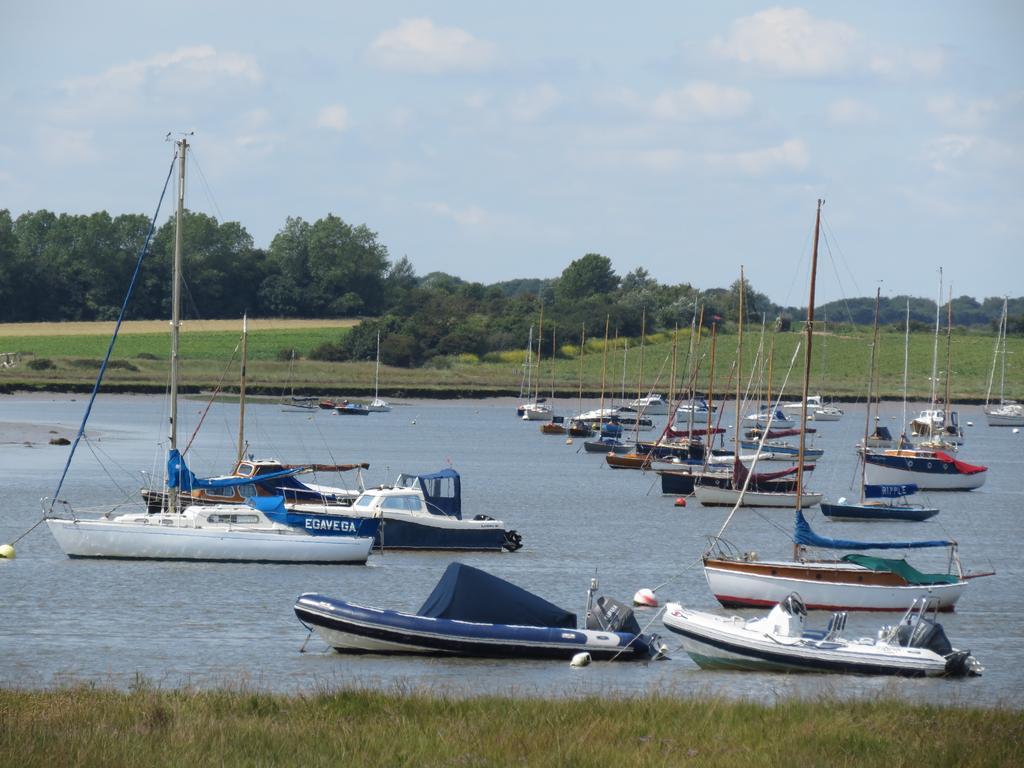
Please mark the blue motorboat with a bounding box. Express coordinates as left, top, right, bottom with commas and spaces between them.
295, 563, 664, 660
351, 469, 522, 552
821, 484, 939, 522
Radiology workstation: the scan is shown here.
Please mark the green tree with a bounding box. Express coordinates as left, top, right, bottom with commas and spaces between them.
554, 253, 619, 302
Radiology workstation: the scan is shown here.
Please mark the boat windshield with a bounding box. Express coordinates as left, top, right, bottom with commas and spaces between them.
380, 494, 423, 512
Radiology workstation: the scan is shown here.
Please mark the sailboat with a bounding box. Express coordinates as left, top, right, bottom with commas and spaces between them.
701, 201, 981, 611
367, 330, 392, 412
821, 289, 939, 522
521, 305, 553, 421
693, 268, 822, 509
280, 346, 319, 412
984, 298, 1024, 426
43, 138, 378, 564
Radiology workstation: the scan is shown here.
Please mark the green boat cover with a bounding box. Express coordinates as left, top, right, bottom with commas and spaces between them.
842, 554, 960, 585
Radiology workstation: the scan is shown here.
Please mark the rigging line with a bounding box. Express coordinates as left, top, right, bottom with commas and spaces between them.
820, 215, 864, 302
47, 150, 177, 516
186, 145, 225, 223
81, 436, 146, 501
817, 225, 858, 327
713, 341, 802, 540
182, 335, 242, 455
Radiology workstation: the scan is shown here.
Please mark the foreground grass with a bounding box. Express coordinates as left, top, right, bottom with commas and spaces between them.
1, 687, 1020, 767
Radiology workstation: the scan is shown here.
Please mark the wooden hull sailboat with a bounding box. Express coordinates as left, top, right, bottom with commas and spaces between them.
699, 202, 981, 611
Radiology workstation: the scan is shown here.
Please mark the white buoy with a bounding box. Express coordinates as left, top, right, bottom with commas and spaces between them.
1014, 428, 1020, 434
565, 438, 573, 445
966, 421, 974, 427
633, 588, 659, 608
0, 543, 15, 559
570, 652, 591, 667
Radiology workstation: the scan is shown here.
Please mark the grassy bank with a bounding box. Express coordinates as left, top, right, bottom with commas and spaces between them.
1, 321, 1021, 402
1, 686, 1020, 767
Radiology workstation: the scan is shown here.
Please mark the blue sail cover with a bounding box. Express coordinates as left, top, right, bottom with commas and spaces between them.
417, 563, 577, 629
166, 449, 301, 491
794, 511, 953, 550
864, 483, 917, 499
416, 468, 462, 519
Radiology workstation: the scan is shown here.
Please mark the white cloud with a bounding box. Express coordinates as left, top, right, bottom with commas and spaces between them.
63, 45, 261, 94
369, 18, 496, 73
870, 49, 945, 77
707, 139, 810, 175
651, 82, 752, 121
54, 45, 262, 122
923, 133, 1021, 174
317, 104, 351, 131
507, 84, 560, 122
711, 7, 858, 76
36, 126, 100, 166
635, 148, 685, 172
828, 98, 879, 125
427, 201, 490, 226
927, 95, 998, 129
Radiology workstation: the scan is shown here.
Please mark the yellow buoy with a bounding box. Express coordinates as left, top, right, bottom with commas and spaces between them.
0, 543, 15, 559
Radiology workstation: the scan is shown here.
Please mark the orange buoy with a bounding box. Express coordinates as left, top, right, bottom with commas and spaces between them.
674, 497, 687, 507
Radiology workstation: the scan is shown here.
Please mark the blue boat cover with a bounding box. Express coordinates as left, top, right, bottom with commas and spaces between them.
416, 468, 462, 518
871, 425, 893, 441
793, 511, 953, 550
417, 563, 577, 629
166, 449, 301, 491
864, 483, 917, 499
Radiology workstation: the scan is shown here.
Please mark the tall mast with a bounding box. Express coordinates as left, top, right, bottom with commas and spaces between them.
374, 330, 381, 402
535, 303, 544, 404
236, 314, 248, 464
598, 316, 610, 428
795, 200, 822, 520
943, 286, 953, 418
550, 322, 557, 401
861, 287, 881, 502
999, 298, 1008, 406
902, 299, 910, 441
929, 268, 943, 408
168, 137, 186, 513
637, 308, 646, 403
577, 323, 586, 419
705, 320, 717, 452
734, 266, 745, 462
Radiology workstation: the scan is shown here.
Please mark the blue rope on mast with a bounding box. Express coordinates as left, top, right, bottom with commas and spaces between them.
47, 151, 178, 514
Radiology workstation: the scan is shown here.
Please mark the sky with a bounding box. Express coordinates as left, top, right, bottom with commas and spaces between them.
1, 2, 1022, 307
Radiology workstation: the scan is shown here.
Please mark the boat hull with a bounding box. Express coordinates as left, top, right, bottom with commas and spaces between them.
820, 501, 939, 522
863, 454, 986, 491
662, 604, 948, 676
703, 560, 965, 612
294, 595, 652, 660
693, 486, 822, 508
46, 518, 374, 563
375, 514, 509, 551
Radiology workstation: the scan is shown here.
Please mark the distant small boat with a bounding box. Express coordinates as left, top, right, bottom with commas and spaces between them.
821, 483, 939, 523
336, 401, 371, 416
984, 299, 1024, 426
367, 331, 392, 412
663, 593, 982, 677
628, 393, 669, 415
295, 563, 665, 660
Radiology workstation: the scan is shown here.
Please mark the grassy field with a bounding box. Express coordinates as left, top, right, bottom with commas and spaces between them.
1, 686, 1020, 767
0, 320, 1021, 401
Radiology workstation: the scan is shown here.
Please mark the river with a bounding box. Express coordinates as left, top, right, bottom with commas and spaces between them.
1, 393, 1021, 706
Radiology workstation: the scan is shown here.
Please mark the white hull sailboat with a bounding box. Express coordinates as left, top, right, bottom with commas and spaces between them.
47, 506, 374, 563
367, 330, 391, 412
43, 139, 378, 564
984, 298, 1024, 426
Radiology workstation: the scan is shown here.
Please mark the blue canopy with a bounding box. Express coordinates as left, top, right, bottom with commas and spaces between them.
416, 468, 462, 519
417, 563, 576, 629
794, 510, 953, 550
166, 449, 301, 492
864, 483, 918, 499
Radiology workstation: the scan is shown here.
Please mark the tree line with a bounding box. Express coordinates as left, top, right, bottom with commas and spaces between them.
1, 208, 1021, 367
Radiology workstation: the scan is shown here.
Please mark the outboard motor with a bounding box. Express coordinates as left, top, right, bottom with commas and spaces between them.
586, 596, 642, 635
